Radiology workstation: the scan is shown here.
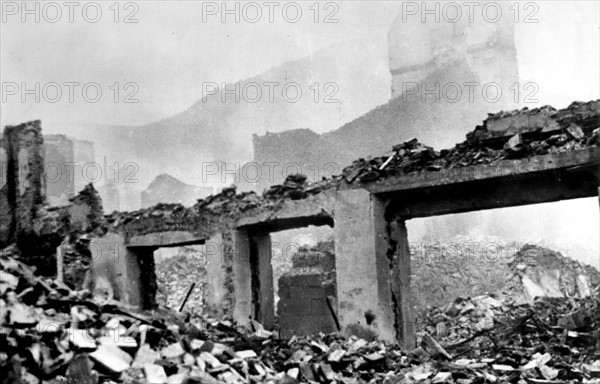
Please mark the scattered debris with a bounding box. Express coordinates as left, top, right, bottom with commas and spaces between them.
1, 246, 599, 383
155, 249, 207, 314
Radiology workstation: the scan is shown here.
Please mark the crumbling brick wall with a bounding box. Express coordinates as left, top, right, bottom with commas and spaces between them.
68, 183, 105, 234
277, 245, 338, 338
0, 119, 106, 282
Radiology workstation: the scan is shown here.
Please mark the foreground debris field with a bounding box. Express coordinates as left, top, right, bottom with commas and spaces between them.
2, 246, 599, 384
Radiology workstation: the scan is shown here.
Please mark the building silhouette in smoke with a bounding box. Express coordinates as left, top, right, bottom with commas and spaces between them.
252, 2, 520, 192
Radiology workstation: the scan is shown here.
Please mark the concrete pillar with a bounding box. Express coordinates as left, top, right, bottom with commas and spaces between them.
233, 229, 275, 328
233, 229, 253, 324
205, 232, 227, 317
333, 189, 396, 342
389, 219, 416, 348
253, 232, 275, 328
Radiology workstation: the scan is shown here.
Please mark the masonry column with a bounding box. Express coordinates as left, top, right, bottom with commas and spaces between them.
233, 229, 253, 324
333, 189, 395, 342
252, 232, 275, 328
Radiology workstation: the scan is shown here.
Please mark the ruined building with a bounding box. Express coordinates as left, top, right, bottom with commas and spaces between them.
1, 99, 599, 347
0, 121, 45, 249
0, 122, 108, 279
142, 174, 213, 208
44, 134, 95, 206
252, 2, 520, 192
388, 1, 518, 100
86, 100, 600, 346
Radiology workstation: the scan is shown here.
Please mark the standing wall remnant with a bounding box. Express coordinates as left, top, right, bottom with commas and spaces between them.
0, 137, 10, 245
1, 120, 45, 248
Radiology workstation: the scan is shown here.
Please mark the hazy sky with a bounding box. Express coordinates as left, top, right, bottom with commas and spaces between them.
1, 1, 598, 266
1, 1, 599, 131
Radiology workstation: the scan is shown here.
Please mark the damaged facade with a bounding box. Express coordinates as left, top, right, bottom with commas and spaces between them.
1, 101, 599, 384
1, 100, 599, 347
77, 99, 600, 347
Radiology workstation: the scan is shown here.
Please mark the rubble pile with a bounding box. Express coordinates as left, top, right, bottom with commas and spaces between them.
14, 183, 107, 286
506, 245, 600, 304
411, 241, 600, 313
196, 186, 264, 217
262, 173, 339, 203
106, 203, 208, 237
155, 249, 208, 314
416, 292, 600, 382
410, 240, 516, 312
341, 100, 600, 184
264, 174, 310, 201
2, 245, 600, 384
105, 186, 272, 237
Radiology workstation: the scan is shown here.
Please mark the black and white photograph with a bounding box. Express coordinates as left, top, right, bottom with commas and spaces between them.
1, 1, 599, 382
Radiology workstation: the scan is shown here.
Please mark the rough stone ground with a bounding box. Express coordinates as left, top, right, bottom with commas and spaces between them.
1, 245, 599, 384
410, 241, 600, 314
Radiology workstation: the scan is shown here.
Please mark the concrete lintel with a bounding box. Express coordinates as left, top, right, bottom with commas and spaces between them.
236, 190, 336, 230
356, 147, 600, 194
128, 230, 205, 248
385, 165, 599, 220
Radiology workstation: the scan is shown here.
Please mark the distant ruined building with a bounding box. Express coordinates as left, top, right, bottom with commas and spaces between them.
388, 2, 519, 100
141, 173, 213, 208
252, 2, 520, 192
44, 134, 95, 206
